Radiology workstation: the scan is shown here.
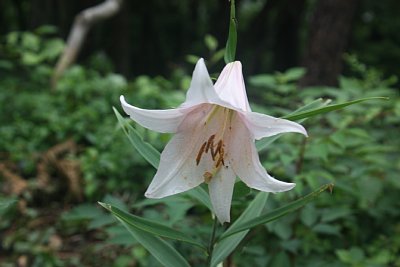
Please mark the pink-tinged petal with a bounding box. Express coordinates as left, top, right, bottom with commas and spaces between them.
145, 104, 227, 198
120, 95, 191, 133
242, 111, 307, 140
144, 130, 204, 198
228, 114, 295, 192
181, 58, 221, 107
214, 61, 251, 112
208, 167, 236, 224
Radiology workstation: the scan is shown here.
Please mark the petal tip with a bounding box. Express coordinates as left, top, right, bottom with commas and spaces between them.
120, 95, 128, 105
233, 60, 242, 66
120, 95, 128, 107
216, 214, 230, 224
301, 128, 308, 137
144, 190, 159, 199
276, 182, 296, 193
119, 95, 132, 116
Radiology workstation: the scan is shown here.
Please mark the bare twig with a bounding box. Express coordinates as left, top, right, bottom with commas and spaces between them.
52, 0, 124, 88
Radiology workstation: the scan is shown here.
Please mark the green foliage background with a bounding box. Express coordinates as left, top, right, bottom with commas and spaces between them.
1, 2, 400, 266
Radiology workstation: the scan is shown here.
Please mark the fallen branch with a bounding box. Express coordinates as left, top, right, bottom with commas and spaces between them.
0, 163, 28, 195
38, 140, 83, 201
52, 0, 124, 88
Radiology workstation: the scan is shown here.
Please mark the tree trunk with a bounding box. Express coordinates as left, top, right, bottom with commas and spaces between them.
299, 0, 358, 87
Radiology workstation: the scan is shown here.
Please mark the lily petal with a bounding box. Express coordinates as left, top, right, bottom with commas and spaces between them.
229, 114, 295, 192
181, 58, 221, 107
120, 95, 189, 133
242, 111, 308, 140
208, 167, 236, 224
214, 61, 251, 112
144, 130, 204, 198
145, 104, 220, 198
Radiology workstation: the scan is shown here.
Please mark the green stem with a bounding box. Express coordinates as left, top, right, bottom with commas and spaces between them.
207, 216, 218, 266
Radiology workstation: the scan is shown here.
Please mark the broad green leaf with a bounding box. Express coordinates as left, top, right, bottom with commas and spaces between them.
312, 223, 340, 236
210, 192, 269, 267
336, 247, 365, 264
0, 198, 17, 211
283, 97, 388, 121
99, 202, 206, 250
300, 204, 318, 227
270, 251, 291, 267
218, 184, 333, 240
117, 218, 190, 267
283, 67, 306, 82
205, 34, 218, 52
224, 0, 237, 63
320, 207, 351, 223
114, 107, 212, 210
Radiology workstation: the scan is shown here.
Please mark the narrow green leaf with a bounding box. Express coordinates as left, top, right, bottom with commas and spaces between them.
218, 184, 333, 240
114, 107, 160, 168
114, 107, 212, 211
99, 202, 206, 250
224, 0, 237, 63
210, 192, 269, 267
283, 97, 388, 121
286, 98, 328, 117
118, 219, 190, 267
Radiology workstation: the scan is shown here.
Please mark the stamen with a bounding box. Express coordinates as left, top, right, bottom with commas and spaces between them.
196, 142, 207, 165
211, 140, 223, 159
220, 147, 225, 166
215, 155, 224, 168
197, 108, 234, 183
205, 134, 215, 153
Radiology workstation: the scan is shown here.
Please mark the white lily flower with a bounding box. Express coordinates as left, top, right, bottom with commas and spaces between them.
121, 59, 307, 223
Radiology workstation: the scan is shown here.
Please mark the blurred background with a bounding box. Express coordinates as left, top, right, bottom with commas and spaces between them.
0, 0, 399, 266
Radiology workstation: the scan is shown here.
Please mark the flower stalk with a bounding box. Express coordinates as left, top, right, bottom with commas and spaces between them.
207, 216, 219, 265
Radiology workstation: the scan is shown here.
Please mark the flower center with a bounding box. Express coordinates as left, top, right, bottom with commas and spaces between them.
195, 105, 234, 183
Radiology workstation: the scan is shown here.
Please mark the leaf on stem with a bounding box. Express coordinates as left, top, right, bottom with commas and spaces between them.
283, 97, 388, 121
117, 218, 191, 267
218, 184, 333, 241
99, 202, 206, 250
